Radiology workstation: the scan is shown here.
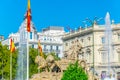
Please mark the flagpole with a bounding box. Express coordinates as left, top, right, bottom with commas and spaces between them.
10, 52, 12, 80
2, 56, 3, 80
27, 32, 29, 80
38, 48, 40, 73
26, 0, 31, 79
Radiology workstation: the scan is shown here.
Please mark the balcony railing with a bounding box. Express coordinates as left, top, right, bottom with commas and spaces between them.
43, 49, 60, 53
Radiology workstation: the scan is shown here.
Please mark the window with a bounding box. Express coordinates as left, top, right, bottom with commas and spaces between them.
101, 71, 107, 79
56, 46, 59, 50
101, 52, 106, 63
50, 45, 53, 50
47, 37, 49, 40
50, 38, 52, 41
44, 45, 46, 50
101, 37, 105, 44
79, 54, 83, 59
81, 39, 83, 43
88, 53, 91, 63
86, 48, 91, 63
25, 32, 27, 38
118, 53, 120, 62
71, 41, 74, 44
37, 35, 39, 40
30, 32, 32, 39
65, 43, 68, 46
118, 34, 120, 40
88, 37, 91, 41
44, 37, 46, 40
32, 44, 34, 48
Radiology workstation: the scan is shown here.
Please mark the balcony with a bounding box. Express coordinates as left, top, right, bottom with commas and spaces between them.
43, 49, 60, 53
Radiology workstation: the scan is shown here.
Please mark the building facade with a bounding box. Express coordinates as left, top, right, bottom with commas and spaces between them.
62, 23, 120, 79
0, 35, 4, 42
2, 19, 65, 57
38, 26, 64, 57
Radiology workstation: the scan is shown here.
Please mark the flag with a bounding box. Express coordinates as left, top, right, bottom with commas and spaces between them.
26, 0, 31, 32
38, 40, 44, 57
10, 39, 15, 53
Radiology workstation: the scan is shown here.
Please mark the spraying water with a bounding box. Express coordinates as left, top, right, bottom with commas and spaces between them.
104, 12, 115, 80
15, 20, 27, 80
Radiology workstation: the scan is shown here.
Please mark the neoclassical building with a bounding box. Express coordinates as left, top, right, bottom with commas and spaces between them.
62, 23, 120, 79
2, 19, 38, 49
38, 26, 64, 57
2, 19, 65, 57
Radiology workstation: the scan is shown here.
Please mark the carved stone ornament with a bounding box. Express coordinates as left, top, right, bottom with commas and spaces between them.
117, 48, 120, 53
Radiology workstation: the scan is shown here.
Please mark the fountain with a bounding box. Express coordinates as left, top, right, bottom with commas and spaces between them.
30, 39, 99, 80
103, 12, 115, 80
15, 20, 28, 80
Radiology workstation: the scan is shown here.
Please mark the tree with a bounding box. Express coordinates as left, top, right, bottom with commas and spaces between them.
47, 52, 60, 61
29, 47, 38, 77
0, 43, 11, 79
0, 43, 62, 79
61, 61, 88, 80
0, 42, 18, 79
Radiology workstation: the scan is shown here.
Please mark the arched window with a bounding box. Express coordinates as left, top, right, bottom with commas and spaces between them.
86, 48, 91, 63
78, 50, 84, 59
101, 37, 105, 44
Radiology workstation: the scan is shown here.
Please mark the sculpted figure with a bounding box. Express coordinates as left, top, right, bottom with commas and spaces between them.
35, 54, 56, 72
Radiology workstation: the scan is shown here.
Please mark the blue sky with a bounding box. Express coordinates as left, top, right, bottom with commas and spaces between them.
0, 0, 120, 38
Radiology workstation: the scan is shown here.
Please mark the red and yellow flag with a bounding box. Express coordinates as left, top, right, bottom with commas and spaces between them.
26, 0, 31, 32
10, 39, 15, 53
38, 40, 44, 57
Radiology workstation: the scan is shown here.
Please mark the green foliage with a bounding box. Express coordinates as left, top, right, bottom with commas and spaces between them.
29, 47, 38, 77
0, 45, 39, 79
0, 43, 18, 79
47, 52, 60, 60
61, 61, 88, 80
0, 43, 61, 79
